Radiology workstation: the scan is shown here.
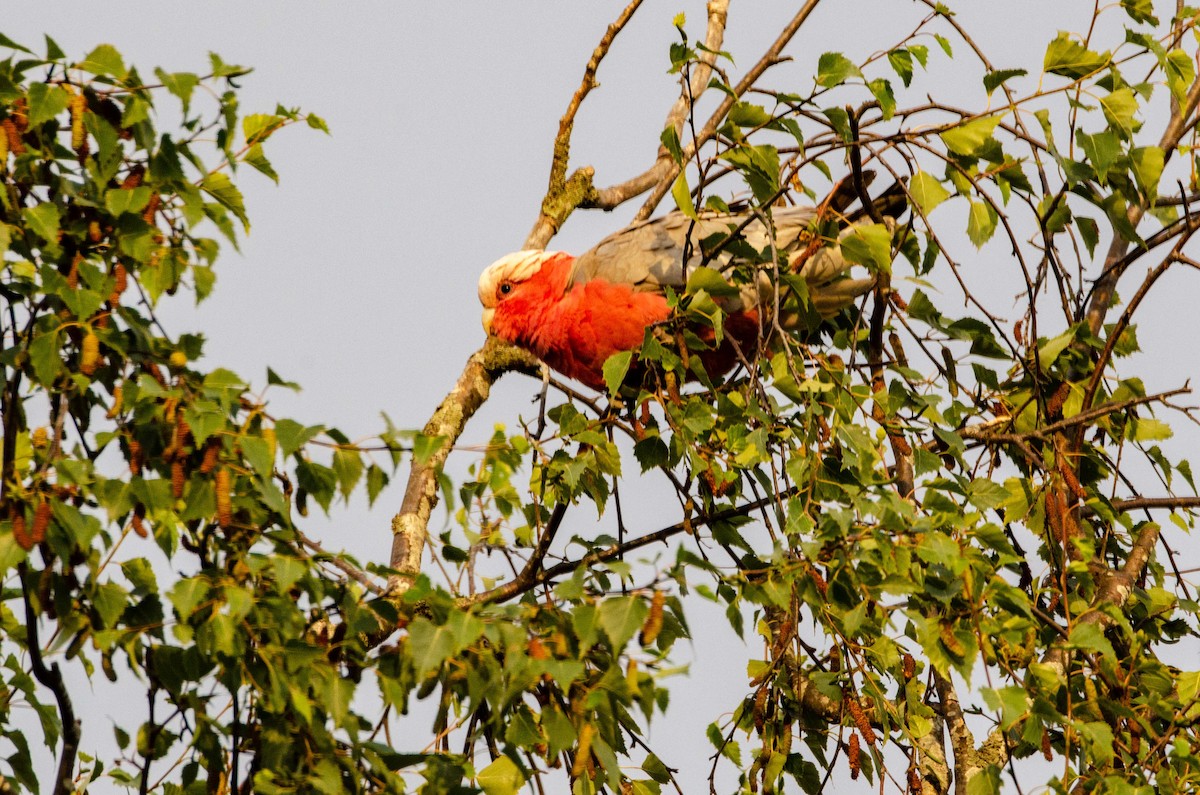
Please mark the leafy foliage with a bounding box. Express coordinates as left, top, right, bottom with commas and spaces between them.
6, 3, 1200, 794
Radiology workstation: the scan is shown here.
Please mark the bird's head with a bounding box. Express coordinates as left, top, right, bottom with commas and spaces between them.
478, 250, 569, 335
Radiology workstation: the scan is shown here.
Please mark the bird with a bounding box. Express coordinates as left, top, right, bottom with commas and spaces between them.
478, 191, 898, 391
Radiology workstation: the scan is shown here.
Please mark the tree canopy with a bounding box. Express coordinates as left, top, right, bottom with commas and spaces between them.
3, 2, 1200, 793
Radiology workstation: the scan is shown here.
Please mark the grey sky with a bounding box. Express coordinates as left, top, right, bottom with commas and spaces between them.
5, 2, 1200, 792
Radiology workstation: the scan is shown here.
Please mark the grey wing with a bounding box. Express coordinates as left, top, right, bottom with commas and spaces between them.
569, 205, 820, 292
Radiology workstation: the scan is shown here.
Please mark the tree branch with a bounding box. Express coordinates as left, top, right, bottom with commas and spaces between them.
19, 563, 80, 795
1084, 74, 1200, 335
630, 0, 823, 220
389, 338, 542, 594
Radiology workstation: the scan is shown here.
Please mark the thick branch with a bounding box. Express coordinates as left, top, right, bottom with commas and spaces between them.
389, 338, 541, 594
1084, 75, 1200, 334
20, 563, 81, 795
933, 670, 976, 795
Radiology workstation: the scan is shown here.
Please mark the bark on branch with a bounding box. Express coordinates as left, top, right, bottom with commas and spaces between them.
389, 338, 541, 594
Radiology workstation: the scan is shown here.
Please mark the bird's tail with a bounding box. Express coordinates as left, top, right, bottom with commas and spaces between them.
778, 173, 906, 322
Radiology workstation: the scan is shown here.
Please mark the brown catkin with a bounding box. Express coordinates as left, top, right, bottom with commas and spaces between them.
907, 764, 922, 795
11, 97, 27, 133
109, 262, 127, 306
902, 653, 915, 682
143, 193, 161, 224
199, 438, 220, 474
175, 418, 192, 450
70, 91, 86, 152
1014, 319, 1025, 347
1046, 381, 1071, 417
639, 590, 665, 646
128, 439, 143, 475
1059, 461, 1088, 502
753, 687, 769, 735
131, 503, 148, 538
31, 498, 51, 544
106, 385, 123, 419
215, 467, 233, 528
68, 253, 81, 290
88, 220, 101, 243
844, 689, 876, 745
1040, 728, 1053, 761
145, 362, 167, 387
80, 331, 100, 375
171, 460, 186, 499
121, 166, 144, 190
810, 566, 828, 598
31, 426, 48, 449
848, 732, 861, 780
11, 507, 31, 551
527, 636, 549, 660
571, 724, 594, 779
888, 331, 909, 369
2, 119, 22, 156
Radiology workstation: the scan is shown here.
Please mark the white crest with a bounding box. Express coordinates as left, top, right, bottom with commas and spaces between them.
478, 250, 566, 307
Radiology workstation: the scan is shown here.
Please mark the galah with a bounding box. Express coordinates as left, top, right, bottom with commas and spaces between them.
478, 204, 883, 390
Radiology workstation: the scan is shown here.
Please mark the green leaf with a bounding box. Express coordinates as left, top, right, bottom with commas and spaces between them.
660, 126, 683, 164
79, 44, 128, 79
476, 756, 524, 795
966, 200, 998, 248
22, 202, 60, 247
941, 115, 1002, 156
718, 143, 779, 204
200, 173, 249, 231
1120, 0, 1158, 24
155, 69, 199, 108
1037, 328, 1075, 370
887, 49, 914, 87
273, 418, 323, 457
671, 171, 696, 220
28, 329, 62, 385
1133, 418, 1173, 442
26, 83, 70, 127
983, 69, 1026, 95
1076, 130, 1121, 182
598, 595, 649, 649
1043, 32, 1109, 78
867, 78, 895, 120
685, 266, 740, 298
242, 113, 286, 145
1099, 88, 1139, 138
815, 52, 862, 87
840, 223, 893, 273
602, 351, 633, 395
105, 187, 153, 217
909, 171, 951, 215
1130, 146, 1164, 202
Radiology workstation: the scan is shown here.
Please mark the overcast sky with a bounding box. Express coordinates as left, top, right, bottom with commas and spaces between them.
6, 2, 1199, 792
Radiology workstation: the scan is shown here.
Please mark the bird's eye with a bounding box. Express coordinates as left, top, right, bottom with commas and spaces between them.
499, 282, 513, 296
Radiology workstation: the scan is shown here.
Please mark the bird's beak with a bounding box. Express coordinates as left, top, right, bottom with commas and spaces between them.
481, 308, 494, 336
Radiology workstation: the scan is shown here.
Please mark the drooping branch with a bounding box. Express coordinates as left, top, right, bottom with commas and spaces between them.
388, 338, 541, 594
